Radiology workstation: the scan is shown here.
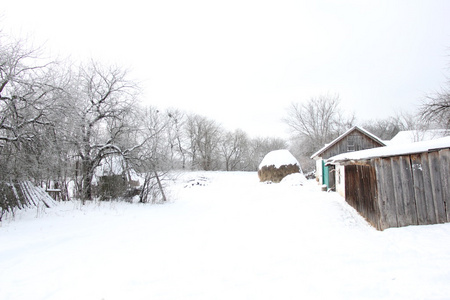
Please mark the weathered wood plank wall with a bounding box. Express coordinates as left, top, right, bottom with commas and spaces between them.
343, 148, 449, 230
344, 164, 380, 229
440, 149, 450, 221
322, 131, 384, 159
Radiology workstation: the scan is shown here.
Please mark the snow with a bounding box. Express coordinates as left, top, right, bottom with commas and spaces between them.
279, 172, 307, 186
258, 149, 300, 170
1, 171, 450, 300
328, 136, 450, 164
388, 129, 449, 145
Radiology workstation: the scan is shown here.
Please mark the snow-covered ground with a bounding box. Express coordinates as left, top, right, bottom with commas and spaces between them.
1, 171, 450, 300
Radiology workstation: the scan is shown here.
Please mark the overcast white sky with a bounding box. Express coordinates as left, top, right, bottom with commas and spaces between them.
3, 0, 450, 137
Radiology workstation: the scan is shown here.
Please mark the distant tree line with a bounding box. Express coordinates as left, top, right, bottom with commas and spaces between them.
0, 33, 288, 209
284, 90, 449, 171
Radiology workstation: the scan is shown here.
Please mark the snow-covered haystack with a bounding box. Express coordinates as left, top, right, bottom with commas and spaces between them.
258, 150, 301, 183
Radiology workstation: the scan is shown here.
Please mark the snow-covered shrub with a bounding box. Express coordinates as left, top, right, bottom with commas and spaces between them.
280, 173, 307, 186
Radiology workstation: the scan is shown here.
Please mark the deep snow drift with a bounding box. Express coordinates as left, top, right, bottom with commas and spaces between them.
1, 172, 450, 300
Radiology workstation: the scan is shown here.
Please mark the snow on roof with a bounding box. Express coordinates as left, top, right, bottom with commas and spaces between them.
388, 129, 449, 145
259, 149, 300, 170
327, 136, 450, 165
310, 126, 385, 159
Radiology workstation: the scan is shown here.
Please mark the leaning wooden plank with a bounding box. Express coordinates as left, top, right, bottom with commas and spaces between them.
400, 155, 418, 225
428, 151, 446, 223
19, 182, 56, 208
28, 182, 56, 208
411, 154, 428, 225
19, 182, 37, 207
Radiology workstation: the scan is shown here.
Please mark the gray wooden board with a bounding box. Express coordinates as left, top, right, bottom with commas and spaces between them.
391, 157, 408, 227
421, 153, 438, 224
411, 154, 428, 225
382, 158, 399, 228
429, 151, 446, 223
400, 155, 418, 225
438, 149, 450, 222
374, 158, 389, 230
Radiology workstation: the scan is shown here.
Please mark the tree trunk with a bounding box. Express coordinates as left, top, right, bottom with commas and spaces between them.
81, 159, 94, 203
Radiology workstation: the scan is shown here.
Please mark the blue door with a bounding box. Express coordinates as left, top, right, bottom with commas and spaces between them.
322, 160, 330, 188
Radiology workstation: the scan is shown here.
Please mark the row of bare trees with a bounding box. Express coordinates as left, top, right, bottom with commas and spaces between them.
145, 109, 288, 172
0, 36, 146, 203
0, 34, 289, 207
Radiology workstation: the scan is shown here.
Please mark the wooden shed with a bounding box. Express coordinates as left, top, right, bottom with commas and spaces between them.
310, 126, 385, 190
326, 136, 450, 230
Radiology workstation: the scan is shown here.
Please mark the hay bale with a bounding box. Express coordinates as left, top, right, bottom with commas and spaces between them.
258, 164, 300, 183
258, 149, 302, 183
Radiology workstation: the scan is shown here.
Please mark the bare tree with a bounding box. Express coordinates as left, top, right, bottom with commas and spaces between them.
362, 111, 430, 142
127, 106, 169, 203
248, 136, 288, 171
284, 94, 354, 156
0, 36, 59, 181
420, 85, 450, 128
362, 117, 402, 141
220, 129, 249, 171
166, 108, 187, 169
59, 61, 138, 201
185, 114, 222, 170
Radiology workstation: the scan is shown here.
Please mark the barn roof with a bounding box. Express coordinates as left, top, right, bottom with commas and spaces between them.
327, 136, 450, 165
310, 126, 385, 159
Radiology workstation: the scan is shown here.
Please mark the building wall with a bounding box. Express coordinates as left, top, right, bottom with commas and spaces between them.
321, 130, 384, 159
344, 164, 380, 229
373, 149, 450, 229
335, 165, 345, 197
337, 148, 450, 230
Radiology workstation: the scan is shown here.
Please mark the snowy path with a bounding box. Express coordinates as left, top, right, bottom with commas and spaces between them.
1, 172, 450, 300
